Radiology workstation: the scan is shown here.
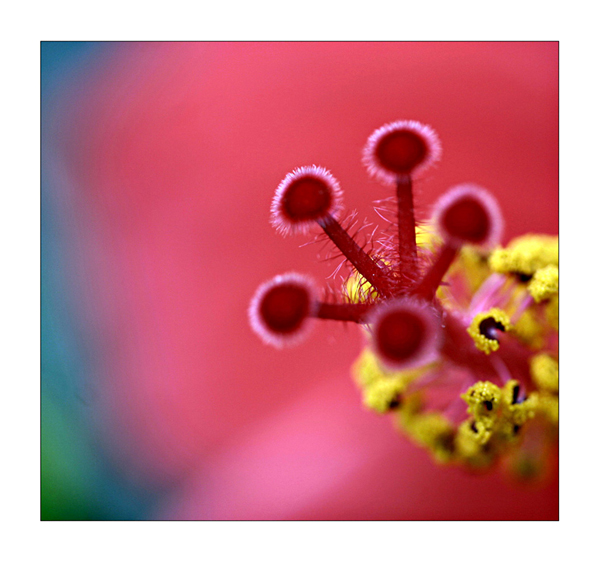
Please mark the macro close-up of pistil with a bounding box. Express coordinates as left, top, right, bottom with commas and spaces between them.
249, 120, 558, 478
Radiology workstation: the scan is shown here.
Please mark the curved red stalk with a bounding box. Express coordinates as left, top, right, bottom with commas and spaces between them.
412, 242, 458, 300
317, 214, 393, 298
314, 302, 373, 323
396, 174, 418, 273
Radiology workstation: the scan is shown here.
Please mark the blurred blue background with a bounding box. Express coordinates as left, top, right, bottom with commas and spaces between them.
41, 42, 161, 520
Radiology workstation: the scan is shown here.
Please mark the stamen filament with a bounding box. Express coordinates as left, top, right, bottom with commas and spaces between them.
468, 273, 507, 315
318, 214, 393, 298
490, 355, 511, 385
407, 369, 444, 391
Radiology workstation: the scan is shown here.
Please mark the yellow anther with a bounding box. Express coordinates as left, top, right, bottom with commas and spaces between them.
467, 308, 512, 354
415, 223, 441, 249
536, 393, 559, 426
465, 418, 493, 445
490, 380, 536, 442
531, 353, 559, 393
345, 269, 378, 303
455, 420, 482, 454
352, 348, 385, 389
454, 420, 495, 468
363, 376, 406, 413
462, 381, 502, 422
345, 256, 391, 304
500, 379, 522, 407
505, 395, 537, 428
454, 379, 540, 468
352, 349, 425, 390
528, 265, 558, 303
489, 234, 558, 276
394, 392, 423, 428
404, 412, 455, 463
353, 349, 427, 414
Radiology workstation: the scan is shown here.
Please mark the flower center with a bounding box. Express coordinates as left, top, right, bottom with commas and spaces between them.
259, 283, 310, 333
282, 177, 333, 221
375, 130, 428, 174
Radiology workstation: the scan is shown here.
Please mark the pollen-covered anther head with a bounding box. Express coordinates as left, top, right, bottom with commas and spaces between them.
270, 165, 343, 236
432, 184, 504, 248
249, 272, 317, 348
368, 298, 441, 371
467, 308, 512, 354
363, 120, 441, 184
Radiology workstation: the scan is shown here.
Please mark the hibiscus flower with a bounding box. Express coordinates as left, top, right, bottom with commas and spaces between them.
42, 41, 557, 520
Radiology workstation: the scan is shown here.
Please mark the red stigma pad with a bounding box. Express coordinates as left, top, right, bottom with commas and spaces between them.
260, 283, 310, 334
282, 177, 333, 221
376, 310, 425, 362
432, 184, 503, 248
368, 298, 440, 370
442, 196, 490, 244
375, 130, 428, 175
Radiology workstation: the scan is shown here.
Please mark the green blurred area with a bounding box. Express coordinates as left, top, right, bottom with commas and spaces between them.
41, 397, 105, 520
